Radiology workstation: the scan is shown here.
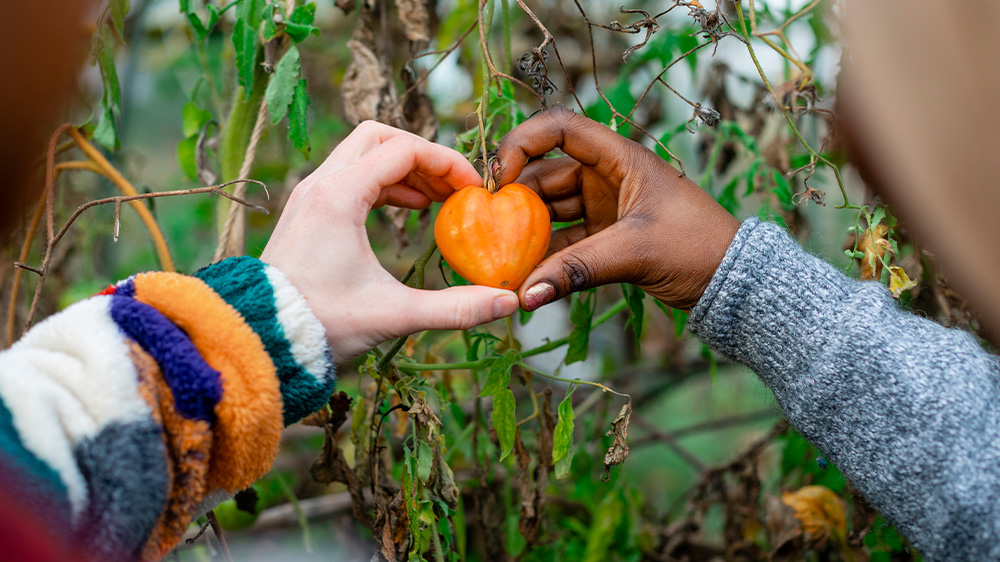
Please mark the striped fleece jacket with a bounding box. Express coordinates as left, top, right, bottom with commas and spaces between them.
0, 256, 336, 561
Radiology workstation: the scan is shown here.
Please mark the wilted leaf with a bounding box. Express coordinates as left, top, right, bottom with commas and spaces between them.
401, 66, 438, 140
888, 266, 917, 298
384, 207, 411, 256
779, 485, 846, 548
341, 13, 403, 126
395, 0, 431, 44
480, 350, 519, 397
492, 389, 516, 461
602, 402, 632, 481
265, 46, 301, 124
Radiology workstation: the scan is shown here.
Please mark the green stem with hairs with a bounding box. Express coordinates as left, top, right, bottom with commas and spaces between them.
217, 48, 268, 233
398, 298, 627, 372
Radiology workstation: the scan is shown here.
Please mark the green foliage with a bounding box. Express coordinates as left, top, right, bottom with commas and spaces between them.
266, 47, 301, 124
552, 386, 576, 479
566, 290, 596, 365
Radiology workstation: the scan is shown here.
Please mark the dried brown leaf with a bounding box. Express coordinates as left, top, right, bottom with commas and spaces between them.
602, 401, 632, 481
394, 0, 431, 44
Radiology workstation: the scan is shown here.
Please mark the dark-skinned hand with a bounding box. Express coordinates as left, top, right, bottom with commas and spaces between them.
495, 106, 741, 312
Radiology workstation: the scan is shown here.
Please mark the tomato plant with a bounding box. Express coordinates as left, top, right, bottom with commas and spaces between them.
11, 0, 973, 560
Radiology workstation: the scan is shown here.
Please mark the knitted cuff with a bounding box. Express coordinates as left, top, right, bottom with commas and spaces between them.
195, 257, 335, 425
688, 217, 853, 372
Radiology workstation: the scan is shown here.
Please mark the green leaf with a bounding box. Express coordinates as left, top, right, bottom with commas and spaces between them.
92, 104, 119, 151
492, 389, 516, 461
232, 20, 257, 96
236, 0, 264, 27
622, 284, 645, 352
177, 136, 198, 180
263, 13, 278, 42
565, 291, 595, 365
772, 169, 794, 210
265, 46, 300, 124
285, 2, 320, 43
518, 308, 533, 325
288, 78, 312, 159
672, 308, 689, 339
552, 386, 576, 480
870, 206, 886, 229
110, 0, 130, 38
182, 101, 211, 138
92, 25, 121, 114
479, 350, 519, 397
416, 440, 433, 484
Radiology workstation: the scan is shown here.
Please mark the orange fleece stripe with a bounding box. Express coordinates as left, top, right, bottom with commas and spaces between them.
131, 272, 282, 493
128, 341, 213, 561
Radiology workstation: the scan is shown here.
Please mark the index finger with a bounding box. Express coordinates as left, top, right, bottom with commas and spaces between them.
496, 106, 631, 186
349, 135, 482, 209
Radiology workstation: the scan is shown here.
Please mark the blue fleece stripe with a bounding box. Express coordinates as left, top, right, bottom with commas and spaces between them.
0, 396, 71, 528
116, 277, 136, 297
109, 296, 222, 422
74, 420, 168, 562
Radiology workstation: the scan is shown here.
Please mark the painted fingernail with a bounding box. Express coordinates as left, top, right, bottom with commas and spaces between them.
524, 282, 556, 312
492, 295, 519, 319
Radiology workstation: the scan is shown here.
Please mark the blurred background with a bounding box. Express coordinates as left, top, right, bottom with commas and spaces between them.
4, 0, 964, 560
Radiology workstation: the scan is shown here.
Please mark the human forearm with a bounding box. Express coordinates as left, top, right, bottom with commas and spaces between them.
689, 218, 1000, 561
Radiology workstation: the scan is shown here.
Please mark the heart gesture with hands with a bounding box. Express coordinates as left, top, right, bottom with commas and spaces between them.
261, 121, 519, 361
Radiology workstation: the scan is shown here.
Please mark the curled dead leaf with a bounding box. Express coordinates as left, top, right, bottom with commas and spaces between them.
394, 0, 431, 44
889, 265, 917, 298
781, 485, 846, 547
602, 401, 632, 481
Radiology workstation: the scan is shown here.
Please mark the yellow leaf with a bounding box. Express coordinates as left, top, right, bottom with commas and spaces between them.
780, 485, 846, 547
889, 265, 917, 298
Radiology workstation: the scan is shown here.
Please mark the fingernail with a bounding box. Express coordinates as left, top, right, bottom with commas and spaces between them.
492, 295, 519, 319
524, 282, 556, 312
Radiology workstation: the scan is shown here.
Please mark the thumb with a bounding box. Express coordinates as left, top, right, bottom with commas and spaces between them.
394, 285, 519, 334
518, 222, 638, 311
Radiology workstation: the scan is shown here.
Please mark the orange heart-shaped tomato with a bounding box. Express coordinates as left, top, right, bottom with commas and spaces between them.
435, 183, 551, 290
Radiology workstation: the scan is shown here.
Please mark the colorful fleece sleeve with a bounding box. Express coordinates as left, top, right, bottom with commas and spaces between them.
0, 256, 336, 561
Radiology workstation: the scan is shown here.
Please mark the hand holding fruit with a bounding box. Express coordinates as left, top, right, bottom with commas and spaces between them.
495, 106, 741, 311
261, 121, 519, 361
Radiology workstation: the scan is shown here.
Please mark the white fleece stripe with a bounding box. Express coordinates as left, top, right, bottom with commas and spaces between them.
0, 296, 151, 522
265, 265, 333, 381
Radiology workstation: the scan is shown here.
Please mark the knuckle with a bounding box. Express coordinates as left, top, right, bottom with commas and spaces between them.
452, 293, 477, 329
562, 254, 594, 292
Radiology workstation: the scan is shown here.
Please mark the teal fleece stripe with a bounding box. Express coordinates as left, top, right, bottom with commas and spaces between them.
0, 395, 71, 528
195, 257, 330, 425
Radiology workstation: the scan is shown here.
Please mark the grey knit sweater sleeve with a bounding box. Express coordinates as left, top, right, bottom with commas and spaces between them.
688, 217, 1000, 561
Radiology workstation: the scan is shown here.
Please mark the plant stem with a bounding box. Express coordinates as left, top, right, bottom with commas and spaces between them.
398, 298, 627, 372
377, 240, 439, 372
517, 362, 630, 399
274, 471, 312, 553
217, 52, 268, 233
733, 1, 853, 209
